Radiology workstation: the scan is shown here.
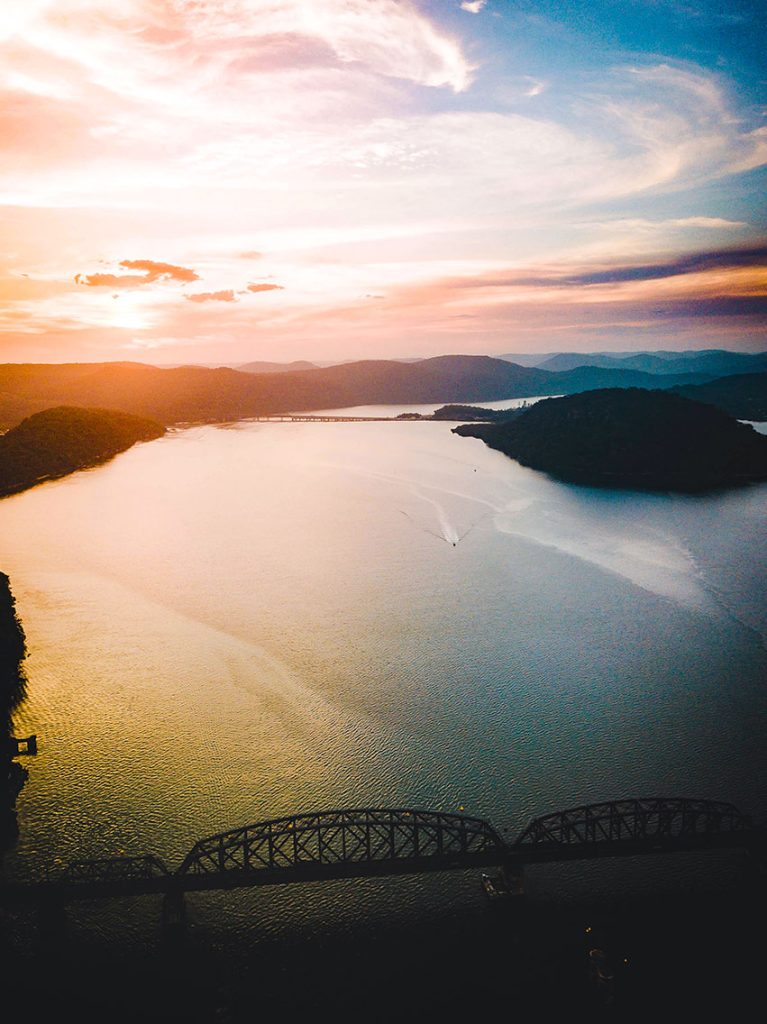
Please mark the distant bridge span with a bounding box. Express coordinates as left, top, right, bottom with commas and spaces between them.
248, 414, 496, 423
514, 797, 755, 863
1, 798, 762, 906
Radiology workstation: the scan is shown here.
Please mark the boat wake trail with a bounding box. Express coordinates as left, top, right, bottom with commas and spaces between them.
399, 509, 451, 545
399, 503, 494, 547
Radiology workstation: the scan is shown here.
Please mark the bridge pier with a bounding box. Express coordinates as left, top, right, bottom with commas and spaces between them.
501, 862, 525, 896
161, 887, 187, 944
37, 897, 67, 949
743, 836, 767, 884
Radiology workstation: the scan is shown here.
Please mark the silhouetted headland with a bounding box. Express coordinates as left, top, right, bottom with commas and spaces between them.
0, 405, 165, 498
454, 388, 767, 492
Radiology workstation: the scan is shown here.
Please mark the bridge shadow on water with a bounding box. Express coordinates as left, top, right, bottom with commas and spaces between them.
2, 863, 763, 1023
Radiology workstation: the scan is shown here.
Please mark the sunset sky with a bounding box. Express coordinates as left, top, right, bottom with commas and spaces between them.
1, 0, 765, 364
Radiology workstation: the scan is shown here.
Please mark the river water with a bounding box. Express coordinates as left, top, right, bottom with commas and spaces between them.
1, 407, 765, 1017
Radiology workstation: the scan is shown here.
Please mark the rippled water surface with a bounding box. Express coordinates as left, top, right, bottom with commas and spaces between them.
1, 413, 765, 965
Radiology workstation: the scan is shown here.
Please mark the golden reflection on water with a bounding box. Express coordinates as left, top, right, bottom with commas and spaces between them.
0, 418, 766, 899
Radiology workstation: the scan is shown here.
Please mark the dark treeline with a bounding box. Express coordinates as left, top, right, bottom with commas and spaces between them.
395, 404, 526, 422
0, 405, 165, 498
455, 388, 767, 492
0, 573, 27, 849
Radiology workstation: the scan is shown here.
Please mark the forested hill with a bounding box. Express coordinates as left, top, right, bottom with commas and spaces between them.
0, 406, 165, 497
671, 372, 767, 422
454, 388, 767, 492
0, 356, 712, 429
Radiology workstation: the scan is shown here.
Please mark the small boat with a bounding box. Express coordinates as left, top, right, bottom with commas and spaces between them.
480, 872, 509, 899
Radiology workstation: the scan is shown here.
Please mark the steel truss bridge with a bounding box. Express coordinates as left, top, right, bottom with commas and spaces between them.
1, 798, 763, 907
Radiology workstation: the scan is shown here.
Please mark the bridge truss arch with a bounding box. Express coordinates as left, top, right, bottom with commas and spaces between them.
515, 797, 752, 848
178, 807, 506, 880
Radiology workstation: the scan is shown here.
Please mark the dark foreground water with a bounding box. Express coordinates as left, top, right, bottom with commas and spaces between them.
1, 410, 765, 1018
3, 880, 763, 1021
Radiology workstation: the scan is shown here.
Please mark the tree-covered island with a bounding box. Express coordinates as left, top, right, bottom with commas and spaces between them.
454, 388, 767, 492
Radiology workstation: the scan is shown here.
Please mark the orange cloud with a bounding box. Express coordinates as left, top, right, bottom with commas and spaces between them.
120, 260, 199, 282
185, 289, 237, 303
246, 283, 284, 293
75, 272, 146, 287
76, 260, 199, 288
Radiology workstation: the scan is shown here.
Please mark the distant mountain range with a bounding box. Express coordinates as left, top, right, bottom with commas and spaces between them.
500, 348, 767, 377
236, 360, 318, 374
0, 353, 764, 429
672, 372, 767, 422
0, 355, 715, 429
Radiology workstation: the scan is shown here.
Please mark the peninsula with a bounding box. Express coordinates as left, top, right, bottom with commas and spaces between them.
396, 404, 527, 422
0, 406, 165, 498
454, 388, 767, 492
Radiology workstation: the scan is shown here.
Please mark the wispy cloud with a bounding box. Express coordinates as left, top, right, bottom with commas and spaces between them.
0, 1, 764, 361
523, 77, 545, 97
28, 0, 474, 95
586, 216, 749, 233
489, 246, 767, 288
